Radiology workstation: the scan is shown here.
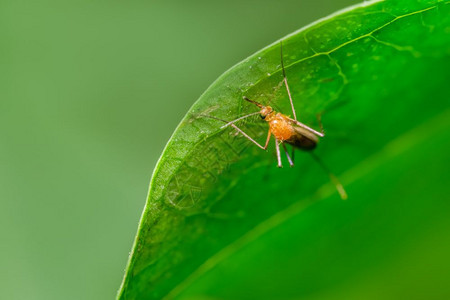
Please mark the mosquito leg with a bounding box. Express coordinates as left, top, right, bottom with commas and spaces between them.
310, 152, 348, 200
263, 129, 271, 150
220, 111, 261, 129
199, 114, 268, 150
229, 124, 266, 150
280, 41, 297, 121
316, 112, 325, 135
291, 146, 295, 164
282, 143, 294, 167
275, 139, 282, 168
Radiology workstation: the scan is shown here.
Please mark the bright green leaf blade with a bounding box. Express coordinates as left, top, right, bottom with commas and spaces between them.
118, 0, 450, 299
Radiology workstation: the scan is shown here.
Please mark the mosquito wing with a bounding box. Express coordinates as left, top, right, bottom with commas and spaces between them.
287, 117, 324, 137
286, 125, 319, 150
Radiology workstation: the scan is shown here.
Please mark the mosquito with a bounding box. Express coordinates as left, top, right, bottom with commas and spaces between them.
210, 41, 347, 200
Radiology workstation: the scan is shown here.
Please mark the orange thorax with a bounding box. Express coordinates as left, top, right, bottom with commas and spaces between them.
266, 112, 294, 141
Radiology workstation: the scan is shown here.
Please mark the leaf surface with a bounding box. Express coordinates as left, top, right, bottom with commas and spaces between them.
118, 0, 450, 299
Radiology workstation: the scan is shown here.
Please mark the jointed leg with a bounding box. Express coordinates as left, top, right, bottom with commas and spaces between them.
220, 111, 261, 129
310, 152, 348, 200
280, 41, 297, 121
263, 129, 272, 149
200, 113, 271, 150
291, 146, 295, 164
282, 143, 294, 167
275, 139, 282, 168
316, 113, 325, 135
229, 123, 267, 150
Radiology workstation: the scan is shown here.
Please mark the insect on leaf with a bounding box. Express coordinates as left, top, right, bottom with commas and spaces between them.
118, 0, 450, 299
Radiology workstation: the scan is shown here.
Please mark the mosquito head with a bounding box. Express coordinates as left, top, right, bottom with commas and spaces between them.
259, 106, 273, 119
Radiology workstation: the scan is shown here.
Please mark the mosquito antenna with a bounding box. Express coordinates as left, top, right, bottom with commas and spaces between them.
243, 96, 264, 108
310, 152, 348, 200
280, 41, 297, 121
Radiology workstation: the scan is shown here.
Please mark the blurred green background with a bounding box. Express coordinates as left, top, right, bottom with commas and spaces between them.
0, 0, 359, 299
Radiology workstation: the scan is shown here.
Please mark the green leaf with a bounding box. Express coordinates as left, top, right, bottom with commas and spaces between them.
118, 0, 450, 299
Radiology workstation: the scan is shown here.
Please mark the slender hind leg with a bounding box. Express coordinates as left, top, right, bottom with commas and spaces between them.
280, 41, 297, 121
228, 124, 265, 149
316, 112, 325, 135
310, 152, 348, 200
275, 139, 282, 168
291, 146, 295, 164
200, 114, 271, 150
282, 143, 294, 167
